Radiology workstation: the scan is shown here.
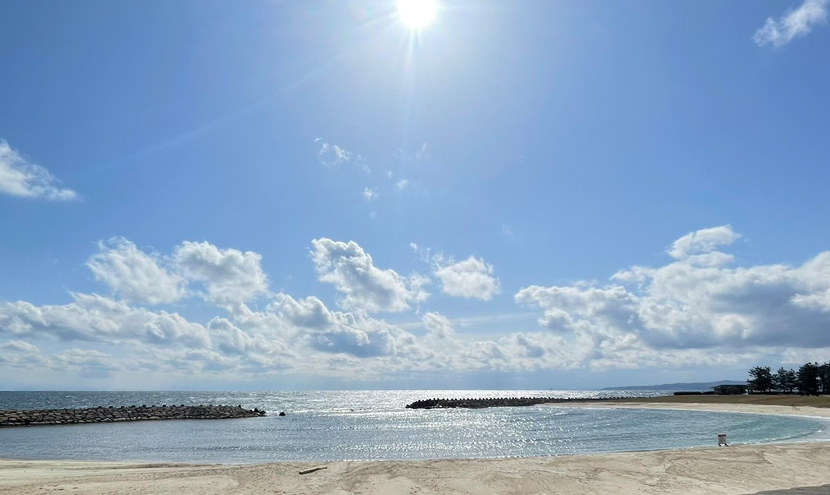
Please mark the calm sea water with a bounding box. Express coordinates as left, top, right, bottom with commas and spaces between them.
0, 390, 826, 463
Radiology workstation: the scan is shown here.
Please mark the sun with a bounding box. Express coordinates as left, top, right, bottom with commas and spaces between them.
397, 0, 437, 29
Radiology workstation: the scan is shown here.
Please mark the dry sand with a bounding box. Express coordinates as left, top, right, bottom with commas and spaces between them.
2, 402, 830, 495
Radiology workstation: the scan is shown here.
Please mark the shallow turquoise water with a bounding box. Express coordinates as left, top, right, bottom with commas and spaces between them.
0, 390, 825, 463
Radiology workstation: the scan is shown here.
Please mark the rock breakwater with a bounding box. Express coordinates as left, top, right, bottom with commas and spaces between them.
0, 404, 266, 428
405, 397, 629, 409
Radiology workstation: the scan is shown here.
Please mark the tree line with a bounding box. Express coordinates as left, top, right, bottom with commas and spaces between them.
747, 363, 830, 395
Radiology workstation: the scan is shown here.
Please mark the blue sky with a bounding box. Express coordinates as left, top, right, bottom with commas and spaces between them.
1, 0, 829, 390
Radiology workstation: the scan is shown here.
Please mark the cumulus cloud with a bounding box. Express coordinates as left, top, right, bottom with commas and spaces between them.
396, 179, 409, 190
308, 318, 404, 358
0, 292, 211, 349
86, 237, 186, 305
754, 0, 828, 47
311, 238, 426, 313
173, 241, 268, 307
516, 226, 830, 369
269, 294, 336, 330
668, 225, 741, 260
10, 227, 830, 385
51, 349, 122, 378
422, 312, 456, 340
0, 139, 77, 200
411, 244, 500, 301
86, 237, 270, 308
434, 256, 501, 300
267, 293, 428, 359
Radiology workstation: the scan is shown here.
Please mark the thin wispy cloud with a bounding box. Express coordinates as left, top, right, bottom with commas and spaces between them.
415, 143, 430, 161
754, 0, 828, 47
0, 139, 78, 201
315, 139, 369, 172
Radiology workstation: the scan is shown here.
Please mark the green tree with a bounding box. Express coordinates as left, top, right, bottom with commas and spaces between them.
798, 362, 820, 395
774, 367, 797, 393
819, 362, 830, 394
748, 366, 773, 393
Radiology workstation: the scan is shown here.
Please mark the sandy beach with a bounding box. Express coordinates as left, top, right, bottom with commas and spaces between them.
558, 400, 830, 420
2, 402, 830, 495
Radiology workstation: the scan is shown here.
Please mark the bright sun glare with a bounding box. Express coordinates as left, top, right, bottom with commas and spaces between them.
397, 0, 437, 29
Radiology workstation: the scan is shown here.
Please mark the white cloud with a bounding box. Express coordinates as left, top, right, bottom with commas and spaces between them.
51, 349, 122, 378
9, 228, 830, 385
0, 340, 45, 370
310, 238, 426, 313
307, 318, 405, 358
205, 316, 281, 357
415, 143, 430, 161
0, 139, 77, 201
86, 237, 270, 308
86, 237, 186, 305
422, 312, 456, 340
0, 292, 211, 349
396, 179, 409, 190
516, 225, 830, 370
265, 292, 426, 359
754, 0, 828, 47
406, 273, 432, 304
173, 241, 268, 307
316, 140, 369, 172
668, 225, 741, 260
317, 141, 351, 167
269, 294, 337, 330
0, 340, 39, 353
434, 256, 501, 300
363, 187, 378, 201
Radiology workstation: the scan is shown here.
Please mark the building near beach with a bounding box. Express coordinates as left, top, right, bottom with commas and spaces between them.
712, 384, 749, 395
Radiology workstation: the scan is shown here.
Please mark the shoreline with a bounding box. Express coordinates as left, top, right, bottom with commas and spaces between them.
4, 402, 830, 494
553, 400, 830, 420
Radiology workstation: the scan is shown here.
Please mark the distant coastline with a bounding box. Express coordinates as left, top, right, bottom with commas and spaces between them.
601, 380, 746, 391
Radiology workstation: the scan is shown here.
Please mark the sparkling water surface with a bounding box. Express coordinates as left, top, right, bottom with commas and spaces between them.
0, 390, 825, 463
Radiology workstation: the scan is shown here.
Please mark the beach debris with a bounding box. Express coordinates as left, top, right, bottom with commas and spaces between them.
718, 433, 729, 446
299, 466, 327, 475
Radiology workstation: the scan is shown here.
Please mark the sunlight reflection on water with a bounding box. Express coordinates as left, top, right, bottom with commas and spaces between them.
0, 390, 825, 463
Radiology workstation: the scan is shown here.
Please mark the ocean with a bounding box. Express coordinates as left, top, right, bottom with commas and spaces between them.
0, 390, 825, 463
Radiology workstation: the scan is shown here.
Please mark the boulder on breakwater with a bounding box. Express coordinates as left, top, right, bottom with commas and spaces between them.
0, 404, 267, 428
405, 397, 629, 409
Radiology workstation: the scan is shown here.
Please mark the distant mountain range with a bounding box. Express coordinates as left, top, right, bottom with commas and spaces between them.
601, 380, 746, 391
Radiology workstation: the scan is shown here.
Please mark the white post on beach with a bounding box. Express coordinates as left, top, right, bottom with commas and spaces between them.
718, 433, 728, 446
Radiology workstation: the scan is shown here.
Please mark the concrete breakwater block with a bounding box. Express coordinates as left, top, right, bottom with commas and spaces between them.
0, 404, 267, 428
